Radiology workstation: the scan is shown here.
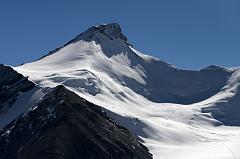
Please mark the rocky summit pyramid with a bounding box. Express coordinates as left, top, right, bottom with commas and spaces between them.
1, 23, 240, 159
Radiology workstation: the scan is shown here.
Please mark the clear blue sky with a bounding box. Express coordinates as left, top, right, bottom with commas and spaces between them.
0, 0, 239, 70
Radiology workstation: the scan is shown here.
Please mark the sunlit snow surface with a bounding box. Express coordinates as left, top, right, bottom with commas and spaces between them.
14, 37, 240, 159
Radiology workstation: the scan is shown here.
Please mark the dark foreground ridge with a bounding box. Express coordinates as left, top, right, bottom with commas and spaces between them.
0, 64, 35, 111
0, 85, 152, 159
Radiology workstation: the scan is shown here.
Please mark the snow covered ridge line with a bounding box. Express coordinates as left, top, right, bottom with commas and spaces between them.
35, 23, 132, 61
0, 64, 49, 129
0, 85, 152, 159
0, 64, 152, 158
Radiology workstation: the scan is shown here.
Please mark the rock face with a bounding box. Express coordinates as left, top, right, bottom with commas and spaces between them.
0, 64, 35, 113
0, 85, 152, 159
76, 23, 130, 45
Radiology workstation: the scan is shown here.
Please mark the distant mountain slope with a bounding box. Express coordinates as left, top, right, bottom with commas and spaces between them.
201, 68, 240, 126
0, 85, 152, 159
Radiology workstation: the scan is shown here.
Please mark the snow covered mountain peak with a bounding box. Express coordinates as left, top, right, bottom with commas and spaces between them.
16, 22, 235, 106
72, 23, 131, 47
5, 23, 240, 159
37, 23, 136, 60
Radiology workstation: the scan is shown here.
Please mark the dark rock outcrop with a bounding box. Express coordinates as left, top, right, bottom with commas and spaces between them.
0, 64, 35, 112
0, 85, 152, 159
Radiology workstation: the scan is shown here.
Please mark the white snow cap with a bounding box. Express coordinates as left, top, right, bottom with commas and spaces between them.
72, 23, 131, 46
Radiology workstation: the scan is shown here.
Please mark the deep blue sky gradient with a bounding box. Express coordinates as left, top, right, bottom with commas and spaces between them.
0, 0, 239, 69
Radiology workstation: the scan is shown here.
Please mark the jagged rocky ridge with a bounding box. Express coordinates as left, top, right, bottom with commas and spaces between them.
0, 85, 152, 159
0, 64, 35, 113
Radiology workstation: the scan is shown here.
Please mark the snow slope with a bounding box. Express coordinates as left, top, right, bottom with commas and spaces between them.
14, 23, 240, 159
0, 87, 47, 129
